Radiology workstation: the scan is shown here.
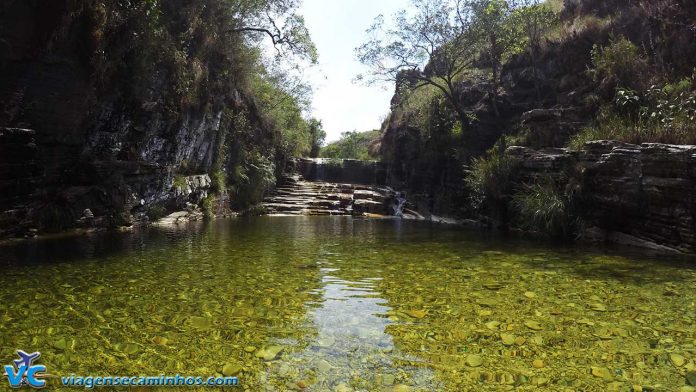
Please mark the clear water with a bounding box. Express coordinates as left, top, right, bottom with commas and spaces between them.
0, 217, 695, 391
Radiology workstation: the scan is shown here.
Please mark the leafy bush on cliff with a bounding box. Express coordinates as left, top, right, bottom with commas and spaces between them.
466, 145, 519, 211
570, 76, 696, 148
589, 36, 649, 91
511, 179, 582, 241
229, 150, 277, 208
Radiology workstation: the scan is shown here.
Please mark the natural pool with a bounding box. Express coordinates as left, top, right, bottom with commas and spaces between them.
0, 217, 695, 391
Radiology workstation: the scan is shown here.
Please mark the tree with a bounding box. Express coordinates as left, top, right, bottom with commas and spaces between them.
511, 0, 558, 101
307, 118, 326, 157
355, 0, 481, 128
469, 0, 524, 117
320, 130, 379, 160
228, 0, 317, 63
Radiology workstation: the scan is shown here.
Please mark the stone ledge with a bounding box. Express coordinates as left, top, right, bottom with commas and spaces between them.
506, 141, 696, 253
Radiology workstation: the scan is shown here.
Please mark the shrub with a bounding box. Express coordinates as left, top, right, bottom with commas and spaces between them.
201, 195, 216, 218
466, 147, 519, 210
172, 175, 187, 192
230, 150, 277, 208
569, 76, 696, 148
589, 36, 648, 89
319, 130, 381, 160
210, 169, 226, 194
545, 13, 611, 42
324, 158, 343, 169
511, 179, 581, 241
147, 205, 167, 222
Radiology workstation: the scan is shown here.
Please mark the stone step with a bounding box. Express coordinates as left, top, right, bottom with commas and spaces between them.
261, 173, 391, 217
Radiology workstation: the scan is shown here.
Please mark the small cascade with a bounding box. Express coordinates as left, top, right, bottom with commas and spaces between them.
392, 194, 407, 217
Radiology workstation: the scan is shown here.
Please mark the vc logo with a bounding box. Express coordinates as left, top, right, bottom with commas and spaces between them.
3, 350, 46, 388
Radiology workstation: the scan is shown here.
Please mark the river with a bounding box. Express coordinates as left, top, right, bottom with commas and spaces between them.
1, 217, 694, 391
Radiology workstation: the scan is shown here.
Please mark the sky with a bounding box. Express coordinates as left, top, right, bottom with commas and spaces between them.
299, 0, 411, 142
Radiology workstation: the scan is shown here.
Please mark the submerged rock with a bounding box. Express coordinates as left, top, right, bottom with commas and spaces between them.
670, 353, 686, 367
466, 354, 483, 367
590, 366, 613, 381
404, 309, 427, 319
500, 333, 515, 346
686, 371, 696, 386
256, 345, 284, 361
524, 321, 543, 331
222, 363, 242, 376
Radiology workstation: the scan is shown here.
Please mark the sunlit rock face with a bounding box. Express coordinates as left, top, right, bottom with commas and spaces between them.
507, 141, 696, 253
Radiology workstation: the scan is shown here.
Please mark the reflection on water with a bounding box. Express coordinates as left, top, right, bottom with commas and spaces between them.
0, 216, 694, 391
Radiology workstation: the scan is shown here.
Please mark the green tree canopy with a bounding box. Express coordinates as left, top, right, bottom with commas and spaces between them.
356, 0, 481, 125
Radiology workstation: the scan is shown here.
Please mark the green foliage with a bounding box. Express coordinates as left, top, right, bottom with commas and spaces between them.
397, 85, 444, 132
544, 0, 564, 13
172, 175, 187, 191
147, 205, 167, 222
640, 81, 696, 130
201, 195, 216, 218
466, 146, 519, 209
230, 150, 277, 208
356, 0, 484, 125
551, 14, 611, 41
570, 76, 696, 148
590, 36, 647, 88
513, 0, 559, 50
249, 69, 314, 158
87, 0, 318, 213
511, 179, 581, 241
211, 170, 226, 194
473, 0, 526, 63
357, 0, 539, 144
320, 130, 381, 160
323, 158, 344, 169
308, 118, 326, 158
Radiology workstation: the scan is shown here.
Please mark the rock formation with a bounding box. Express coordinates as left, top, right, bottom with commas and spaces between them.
507, 141, 696, 252
0, 1, 275, 236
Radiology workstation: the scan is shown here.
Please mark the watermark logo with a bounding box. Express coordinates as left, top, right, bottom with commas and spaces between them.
3, 350, 46, 388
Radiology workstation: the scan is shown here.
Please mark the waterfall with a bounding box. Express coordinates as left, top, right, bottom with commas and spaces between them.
392, 193, 407, 217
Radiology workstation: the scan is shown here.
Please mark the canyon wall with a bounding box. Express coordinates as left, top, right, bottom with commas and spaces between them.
507, 141, 696, 253
0, 1, 277, 237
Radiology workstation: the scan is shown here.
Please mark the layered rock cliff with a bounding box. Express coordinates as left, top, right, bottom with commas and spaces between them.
507, 141, 696, 253
373, 0, 696, 251
0, 1, 290, 237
